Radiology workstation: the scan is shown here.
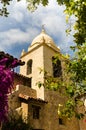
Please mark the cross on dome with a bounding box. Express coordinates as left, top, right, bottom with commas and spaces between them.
41, 24, 46, 34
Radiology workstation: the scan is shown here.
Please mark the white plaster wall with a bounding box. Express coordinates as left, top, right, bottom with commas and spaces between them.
20, 46, 44, 99
20, 44, 60, 100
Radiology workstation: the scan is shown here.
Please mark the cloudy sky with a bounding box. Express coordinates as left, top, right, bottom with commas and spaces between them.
0, 0, 74, 59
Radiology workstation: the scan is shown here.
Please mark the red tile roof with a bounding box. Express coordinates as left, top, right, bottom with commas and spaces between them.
19, 93, 47, 103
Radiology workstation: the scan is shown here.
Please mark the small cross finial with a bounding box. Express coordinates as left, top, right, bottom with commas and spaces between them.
42, 24, 45, 30
41, 24, 46, 33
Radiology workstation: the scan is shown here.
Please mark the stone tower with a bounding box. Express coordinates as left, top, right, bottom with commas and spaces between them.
20, 28, 60, 100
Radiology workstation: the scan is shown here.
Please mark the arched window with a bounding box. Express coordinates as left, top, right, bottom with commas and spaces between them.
52, 57, 62, 77
27, 59, 32, 75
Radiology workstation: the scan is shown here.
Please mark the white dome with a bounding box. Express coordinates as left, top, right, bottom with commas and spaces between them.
28, 29, 60, 52
31, 29, 56, 46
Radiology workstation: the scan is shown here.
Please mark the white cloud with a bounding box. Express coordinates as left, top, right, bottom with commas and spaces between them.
0, 28, 39, 50
0, 0, 74, 56
9, 0, 28, 22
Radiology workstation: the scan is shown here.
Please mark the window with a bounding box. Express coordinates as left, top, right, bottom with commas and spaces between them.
59, 118, 64, 125
32, 105, 41, 119
23, 78, 32, 88
27, 59, 32, 75
52, 57, 62, 77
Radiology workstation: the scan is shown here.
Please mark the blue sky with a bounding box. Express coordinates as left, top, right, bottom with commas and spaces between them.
0, 0, 74, 59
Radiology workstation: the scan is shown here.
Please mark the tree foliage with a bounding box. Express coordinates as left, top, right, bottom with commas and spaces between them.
44, 54, 86, 119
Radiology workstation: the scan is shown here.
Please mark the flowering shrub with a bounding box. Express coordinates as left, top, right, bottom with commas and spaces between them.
0, 51, 24, 123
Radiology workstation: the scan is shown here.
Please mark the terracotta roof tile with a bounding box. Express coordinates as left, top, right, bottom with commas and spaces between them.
19, 93, 47, 103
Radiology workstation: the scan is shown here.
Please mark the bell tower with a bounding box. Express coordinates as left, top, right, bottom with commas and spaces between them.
20, 28, 60, 100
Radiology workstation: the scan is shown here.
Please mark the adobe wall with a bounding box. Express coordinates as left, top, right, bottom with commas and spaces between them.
43, 89, 80, 130
27, 101, 46, 129
8, 85, 37, 110
14, 73, 31, 88
26, 89, 81, 130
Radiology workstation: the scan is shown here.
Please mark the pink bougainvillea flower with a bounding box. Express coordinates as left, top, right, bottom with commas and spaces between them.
0, 51, 24, 123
